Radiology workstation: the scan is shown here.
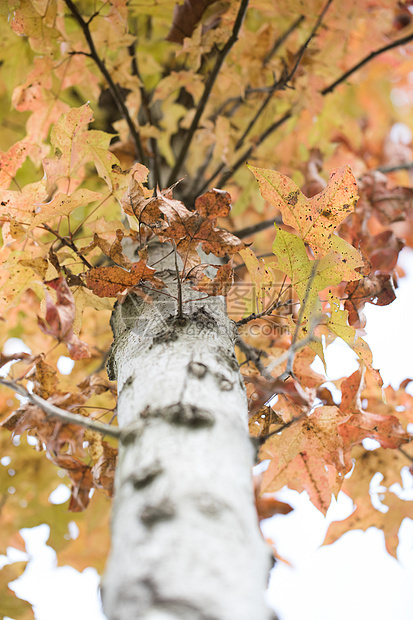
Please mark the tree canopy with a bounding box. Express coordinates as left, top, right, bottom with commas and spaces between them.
1, 0, 413, 617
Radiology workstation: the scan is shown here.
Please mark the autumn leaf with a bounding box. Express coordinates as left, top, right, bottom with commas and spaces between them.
272, 226, 358, 330
0, 562, 33, 620
38, 278, 90, 360
42, 103, 95, 189
239, 247, 274, 312
166, 0, 220, 44
85, 261, 164, 298
323, 492, 413, 559
188, 262, 233, 296
27, 188, 102, 232
260, 406, 350, 514
249, 164, 362, 270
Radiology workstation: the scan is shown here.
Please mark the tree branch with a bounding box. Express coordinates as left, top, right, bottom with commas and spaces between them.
192, 3, 330, 197
322, 31, 413, 95
167, 0, 250, 186
42, 224, 93, 269
264, 14, 305, 65
376, 162, 413, 173
0, 378, 121, 439
235, 337, 273, 381
63, 0, 146, 165
214, 109, 293, 189
234, 217, 283, 239
128, 42, 161, 187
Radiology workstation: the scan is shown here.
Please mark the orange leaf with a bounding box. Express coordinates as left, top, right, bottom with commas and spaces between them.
85, 261, 164, 298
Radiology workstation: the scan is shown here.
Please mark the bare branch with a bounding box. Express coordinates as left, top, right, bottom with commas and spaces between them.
376, 162, 413, 174
264, 14, 305, 65
63, 0, 146, 165
322, 31, 413, 95
193, 3, 330, 196
41, 224, 93, 269
128, 42, 161, 187
236, 337, 273, 381
214, 109, 293, 189
0, 378, 121, 439
167, 0, 250, 186
234, 217, 283, 239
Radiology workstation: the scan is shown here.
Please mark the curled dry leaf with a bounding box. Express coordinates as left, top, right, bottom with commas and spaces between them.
37, 278, 90, 360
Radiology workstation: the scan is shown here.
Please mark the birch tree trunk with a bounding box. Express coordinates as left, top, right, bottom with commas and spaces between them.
102, 243, 273, 620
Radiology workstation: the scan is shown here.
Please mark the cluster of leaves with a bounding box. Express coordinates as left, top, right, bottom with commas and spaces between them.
1, 0, 413, 615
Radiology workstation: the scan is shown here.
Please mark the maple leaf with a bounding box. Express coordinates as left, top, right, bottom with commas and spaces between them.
42, 103, 95, 190
38, 278, 90, 360
260, 406, 350, 514
249, 164, 363, 272
327, 295, 375, 368
324, 489, 413, 559
85, 261, 164, 298
338, 370, 411, 452
272, 226, 359, 333
27, 188, 102, 232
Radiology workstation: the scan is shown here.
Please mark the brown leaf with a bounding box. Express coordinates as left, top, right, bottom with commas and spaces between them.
32, 359, 58, 399
85, 261, 164, 297
166, 0, 220, 44
53, 454, 94, 512
92, 441, 118, 497
188, 263, 233, 296
339, 411, 411, 450
38, 278, 90, 360
344, 274, 396, 326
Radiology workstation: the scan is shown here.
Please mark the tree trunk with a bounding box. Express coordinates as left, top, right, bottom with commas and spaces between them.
102, 243, 273, 620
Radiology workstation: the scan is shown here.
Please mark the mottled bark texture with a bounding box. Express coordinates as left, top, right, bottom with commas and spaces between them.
102, 243, 273, 620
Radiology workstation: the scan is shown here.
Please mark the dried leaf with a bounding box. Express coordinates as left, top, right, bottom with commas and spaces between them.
38, 278, 90, 360
85, 261, 164, 297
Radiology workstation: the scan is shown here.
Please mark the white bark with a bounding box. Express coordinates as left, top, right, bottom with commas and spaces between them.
102, 244, 273, 620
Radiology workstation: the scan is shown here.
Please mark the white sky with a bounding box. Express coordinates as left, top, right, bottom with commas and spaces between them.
2, 250, 413, 620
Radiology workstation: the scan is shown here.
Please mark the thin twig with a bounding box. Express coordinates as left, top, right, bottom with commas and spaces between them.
173, 241, 184, 319
235, 337, 273, 381
42, 224, 93, 269
255, 411, 308, 444
167, 0, 250, 186
322, 30, 413, 95
264, 15, 305, 65
235, 217, 283, 239
236, 0, 331, 153
128, 42, 161, 187
376, 162, 413, 173
398, 446, 413, 463
0, 378, 121, 439
63, 0, 146, 164
214, 109, 293, 189
236, 298, 291, 327
286, 261, 319, 374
